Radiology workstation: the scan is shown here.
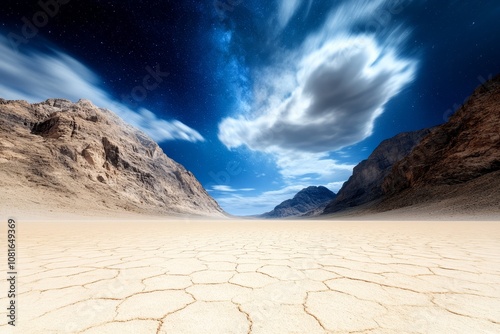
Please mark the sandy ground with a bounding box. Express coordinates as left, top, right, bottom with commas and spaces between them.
1, 218, 500, 333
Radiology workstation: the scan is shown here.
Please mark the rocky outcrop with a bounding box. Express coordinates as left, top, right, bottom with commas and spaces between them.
262, 186, 336, 218
0, 98, 225, 217
379, 75, 500, 211
323, 129, 431, 214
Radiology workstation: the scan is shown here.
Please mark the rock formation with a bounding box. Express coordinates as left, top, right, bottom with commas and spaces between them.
262, 186, 336, 218
379, 75, 500, 212
323, 129, 431, 214
0, 98, 225, 217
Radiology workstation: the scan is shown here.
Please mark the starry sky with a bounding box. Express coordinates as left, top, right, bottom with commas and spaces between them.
1, 0, 499, 215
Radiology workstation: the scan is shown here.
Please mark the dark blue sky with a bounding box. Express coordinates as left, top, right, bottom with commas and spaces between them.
1, 0, 499, 215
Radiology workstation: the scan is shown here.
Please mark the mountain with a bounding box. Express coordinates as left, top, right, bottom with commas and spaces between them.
0, 98, 225, 217
323, 129, 431, 214
379, 75, 500, 213
261, 186, 336, 218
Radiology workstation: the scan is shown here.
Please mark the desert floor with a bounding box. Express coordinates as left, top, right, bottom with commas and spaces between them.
1, 218, 500, 333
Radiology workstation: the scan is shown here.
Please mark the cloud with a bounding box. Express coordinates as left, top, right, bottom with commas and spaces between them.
0, 34, 204, 143
218, 0, 417, 185
211, 185, 237, 192
210, 185, 255, 192
276, 0, 313, 30
274, 151, 354, 180
277, 0, 302, 28
324, 181, 346, 192
218, 38, 415, 153
215, 184, 308, 215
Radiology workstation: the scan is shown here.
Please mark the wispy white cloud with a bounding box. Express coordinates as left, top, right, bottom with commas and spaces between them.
274, 152, 354, 180
210, 185, 255, 193
215, 184, 308, 215
0, 34, 204, 143
277, 0, 302, 28
276, 0, 314, 30
211, 185, 237, 192
324, 181, 346, 192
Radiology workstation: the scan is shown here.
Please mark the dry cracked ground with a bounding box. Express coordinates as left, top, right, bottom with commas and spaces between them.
1, 219, 500, 333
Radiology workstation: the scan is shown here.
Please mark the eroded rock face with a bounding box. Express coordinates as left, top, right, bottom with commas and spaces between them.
323, 129, 431, 214
382, 76, 500, 196
0, 98, 224, 217
262, 186, 336, 218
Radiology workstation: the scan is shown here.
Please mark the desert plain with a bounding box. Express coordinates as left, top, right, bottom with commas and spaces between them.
1, 216, 500, 334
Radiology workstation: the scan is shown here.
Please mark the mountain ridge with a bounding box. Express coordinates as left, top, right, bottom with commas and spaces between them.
378, 75, 500, 212
0, 97, 225, 217
323, 128, 432, 214
320, 75, 500, 217
261, 186, 336, 218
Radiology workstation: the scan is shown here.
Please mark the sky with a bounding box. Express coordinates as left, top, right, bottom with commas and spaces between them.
1, 0, 499, 215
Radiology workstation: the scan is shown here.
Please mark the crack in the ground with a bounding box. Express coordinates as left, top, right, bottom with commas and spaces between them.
18, 223, 500, 333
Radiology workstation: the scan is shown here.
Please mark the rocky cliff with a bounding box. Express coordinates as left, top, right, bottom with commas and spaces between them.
262, 186, 336, 218
380, 75, 500, 212
0, 98, 225, 217
323, 129, 431, 214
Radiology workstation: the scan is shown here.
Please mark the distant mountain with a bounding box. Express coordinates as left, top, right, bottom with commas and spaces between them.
379, 75, 500, 213
0, 98, 225, 217
262, 186, 336, 218
323, 129, 431, 214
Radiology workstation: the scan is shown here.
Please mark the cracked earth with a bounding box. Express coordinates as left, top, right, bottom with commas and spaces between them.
1, 220, 500, 333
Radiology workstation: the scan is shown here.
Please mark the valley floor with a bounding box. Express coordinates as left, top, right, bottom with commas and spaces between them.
1, 219, 500, 333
